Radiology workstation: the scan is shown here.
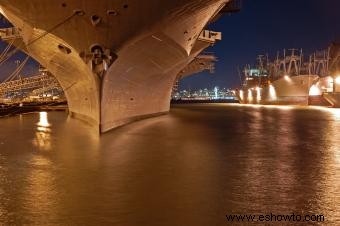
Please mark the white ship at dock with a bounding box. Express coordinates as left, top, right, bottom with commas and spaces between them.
237, 46, 340, 106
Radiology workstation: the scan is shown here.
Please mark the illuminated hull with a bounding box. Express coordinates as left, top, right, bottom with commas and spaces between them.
237, 75, 319, 105
0, 0, 229, 133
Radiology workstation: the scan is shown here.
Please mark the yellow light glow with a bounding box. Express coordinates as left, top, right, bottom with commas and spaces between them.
33, 112, 51, 151
38, 112, 50, 128
269, 85, 277, 100
331, 108, 340, 120
239, 90, 243, 100
336, 76, 340, 85
248, 89, 253, 102
237, 103, 293, 110
256, 87, 261, 102
283, 75, 292, 83
310, 106, 340, 120
309, 85, 322, 96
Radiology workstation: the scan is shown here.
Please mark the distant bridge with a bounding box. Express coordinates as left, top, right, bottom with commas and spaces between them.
0, 73, 61, 95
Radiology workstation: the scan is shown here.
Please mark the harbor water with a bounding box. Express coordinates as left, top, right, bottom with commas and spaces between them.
0, 104, 339, 225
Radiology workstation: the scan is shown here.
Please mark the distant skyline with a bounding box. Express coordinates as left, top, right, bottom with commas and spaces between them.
180, 0, 340, 90
0, 0, 339, 89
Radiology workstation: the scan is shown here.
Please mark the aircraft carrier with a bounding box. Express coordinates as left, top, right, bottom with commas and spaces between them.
0, 0, 240, 132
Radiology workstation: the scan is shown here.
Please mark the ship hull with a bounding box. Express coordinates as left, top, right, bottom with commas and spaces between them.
0, 0, 229, 132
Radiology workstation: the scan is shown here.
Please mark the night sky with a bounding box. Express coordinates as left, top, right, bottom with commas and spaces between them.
181, 0, 340, 90
0, 0, 339, 89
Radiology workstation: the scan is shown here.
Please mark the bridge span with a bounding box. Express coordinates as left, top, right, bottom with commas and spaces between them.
0, 0, 234, 133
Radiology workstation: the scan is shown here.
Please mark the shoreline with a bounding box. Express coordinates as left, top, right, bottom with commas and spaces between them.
171, 99, 239, 104
0, 102, 67, 117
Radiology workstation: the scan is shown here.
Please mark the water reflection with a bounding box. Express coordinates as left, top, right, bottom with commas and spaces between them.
0, 105, 339, 225
24, 155, 58, 223
33, 112, 51, 151
309, 106, 340, 121
37, 112, 50, 130
325, 108, 340, 120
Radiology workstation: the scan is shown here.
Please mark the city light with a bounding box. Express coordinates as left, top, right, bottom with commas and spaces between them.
214, 87, 218, 99
172, 87, 237, 100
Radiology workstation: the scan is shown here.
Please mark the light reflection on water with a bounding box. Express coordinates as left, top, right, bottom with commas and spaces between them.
313, 106, 340, 120
33, 112, 51, 151
37, 112, 50, 128
0, 105, 339, 225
